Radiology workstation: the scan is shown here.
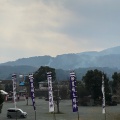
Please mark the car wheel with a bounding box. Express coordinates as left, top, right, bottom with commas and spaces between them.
21, 115, 25, 118
8, 115, 12, 118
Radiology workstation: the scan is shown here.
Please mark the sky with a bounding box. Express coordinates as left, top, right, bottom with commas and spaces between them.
0, 0, 120, 63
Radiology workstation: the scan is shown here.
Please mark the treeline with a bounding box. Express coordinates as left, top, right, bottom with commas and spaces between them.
1, 66, 120, 105
32, 66, 120, 104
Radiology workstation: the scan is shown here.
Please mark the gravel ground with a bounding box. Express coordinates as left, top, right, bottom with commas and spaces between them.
0, 98, 120, 120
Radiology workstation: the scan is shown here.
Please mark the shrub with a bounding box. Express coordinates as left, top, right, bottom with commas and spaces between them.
0, 92, 4, 113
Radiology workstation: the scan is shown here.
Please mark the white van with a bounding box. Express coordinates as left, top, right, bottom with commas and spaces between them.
7, 108, 27, 118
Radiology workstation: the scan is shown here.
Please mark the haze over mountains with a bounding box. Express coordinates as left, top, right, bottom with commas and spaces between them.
0, 46, 120, 80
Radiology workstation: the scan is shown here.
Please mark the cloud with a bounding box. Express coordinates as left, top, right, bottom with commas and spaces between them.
0, 0, 80, 62
0, 0, 120, 63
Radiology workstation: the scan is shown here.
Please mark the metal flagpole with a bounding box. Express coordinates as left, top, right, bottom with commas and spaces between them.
53, 104, 56, 120
77, 111, 79, 120
53, 110, 56, 120
35, 110, 36, 120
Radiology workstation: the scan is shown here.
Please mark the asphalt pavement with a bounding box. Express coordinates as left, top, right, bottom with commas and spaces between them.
0, 98, 120, 120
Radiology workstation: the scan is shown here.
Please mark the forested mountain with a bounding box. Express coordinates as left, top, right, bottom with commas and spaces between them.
1, 46, 120, 70
0, 46, 120, 80
0, 66, 119, 80
0, 65, 37, 80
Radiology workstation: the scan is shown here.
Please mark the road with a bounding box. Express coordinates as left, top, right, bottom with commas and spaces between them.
0, 98, 120, 120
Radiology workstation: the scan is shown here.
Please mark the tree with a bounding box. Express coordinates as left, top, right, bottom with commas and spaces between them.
112, 72, 120, 95
34, 66, 56, 88
76, 81, 89, 99
53, 81, 69, 113
5, 84, 13, 93
53, 82, 60, 113
59, 85, 68, 99
0, 91, 4, 113
82, 69, 110, 102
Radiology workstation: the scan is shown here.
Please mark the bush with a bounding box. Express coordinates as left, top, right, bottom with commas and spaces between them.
0, 92, 4, 113
0, 104, 3, 113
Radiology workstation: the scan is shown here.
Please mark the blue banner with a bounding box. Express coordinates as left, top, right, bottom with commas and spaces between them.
29, 74, 36, 111
70, 72, 78, 112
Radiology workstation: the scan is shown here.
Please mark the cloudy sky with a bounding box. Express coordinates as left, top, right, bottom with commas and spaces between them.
0, 0, 120, 63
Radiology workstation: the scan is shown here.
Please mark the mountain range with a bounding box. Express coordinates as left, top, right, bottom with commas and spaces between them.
0, 46, 120, 80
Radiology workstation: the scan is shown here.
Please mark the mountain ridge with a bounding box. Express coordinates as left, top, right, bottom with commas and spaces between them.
0, 46, 120, 80
1, 46, 120, 70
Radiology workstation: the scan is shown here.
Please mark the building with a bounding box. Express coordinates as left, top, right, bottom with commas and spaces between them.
0, 80, 12, 91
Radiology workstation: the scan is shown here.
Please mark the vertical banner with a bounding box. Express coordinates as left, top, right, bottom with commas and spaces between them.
70, 72, 78, 112
102, 75, 106, 114
47, 72, 54, 112
12, 74, 17, 108
29, 74, 36, 111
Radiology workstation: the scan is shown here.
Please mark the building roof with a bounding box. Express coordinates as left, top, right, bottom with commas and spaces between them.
19, 82, 25, 86
0, 90, 8, 95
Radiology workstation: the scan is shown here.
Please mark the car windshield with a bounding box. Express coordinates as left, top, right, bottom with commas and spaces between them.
17, 109, 23, 113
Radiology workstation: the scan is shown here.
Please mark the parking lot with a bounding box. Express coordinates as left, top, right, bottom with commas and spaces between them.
0, 98, 120, 120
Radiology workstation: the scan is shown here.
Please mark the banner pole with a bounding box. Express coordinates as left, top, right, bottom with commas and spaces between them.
105, 109, 106, 120
53, 111, 56, 120
35, 110, 36, 120
53, 105, 56, 120
77, 111, 79, 120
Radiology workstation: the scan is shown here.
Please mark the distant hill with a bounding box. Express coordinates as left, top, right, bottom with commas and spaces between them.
0, 66, 119, 80
1, 46, 120, 70
0, 56, 53, 68
0, 65, 37, 80
99, 46, 120, 55
0, 46, 120, 80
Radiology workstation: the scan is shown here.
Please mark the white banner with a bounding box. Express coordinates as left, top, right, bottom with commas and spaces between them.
12, 74, 17, 108
47, 72, 54, 112
102, 75, 105, 114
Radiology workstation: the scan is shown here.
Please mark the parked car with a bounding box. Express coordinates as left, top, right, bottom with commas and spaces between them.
7, 108, 27, 118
